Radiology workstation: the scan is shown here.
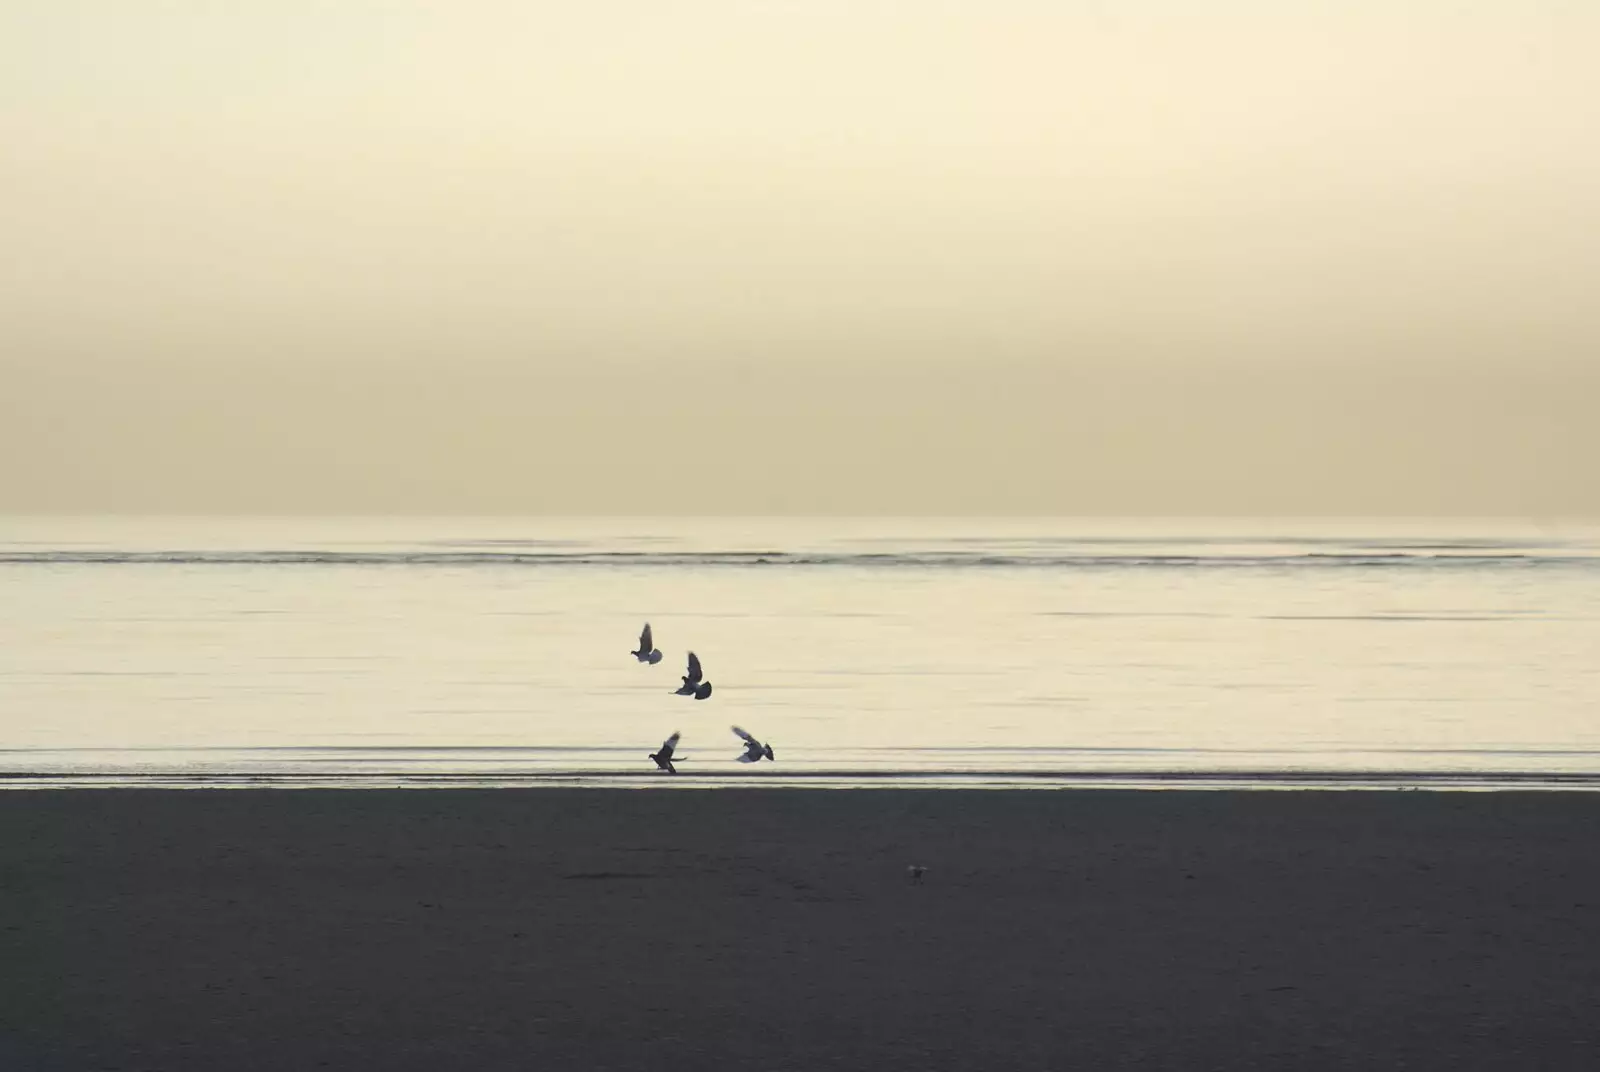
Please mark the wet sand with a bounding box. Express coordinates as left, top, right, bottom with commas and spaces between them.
3, 789, 1599, 1070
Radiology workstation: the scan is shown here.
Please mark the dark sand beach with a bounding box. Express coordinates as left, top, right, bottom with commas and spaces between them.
4, 789, 1599, 1070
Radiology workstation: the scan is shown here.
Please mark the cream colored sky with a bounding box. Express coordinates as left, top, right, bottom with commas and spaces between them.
3, 2, 1597, 515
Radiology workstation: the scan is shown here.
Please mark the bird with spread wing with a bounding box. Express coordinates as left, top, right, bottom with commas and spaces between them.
648, 731, 683, 773
673, 651, 713, 700
631, 622, 663, 664
732, 725, 774, 763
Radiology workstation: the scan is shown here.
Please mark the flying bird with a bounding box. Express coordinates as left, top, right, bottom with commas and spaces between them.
673, 652, 713, 700
732, 726, 774, 763
631, 623, 663, 664
649, 731, 682, 774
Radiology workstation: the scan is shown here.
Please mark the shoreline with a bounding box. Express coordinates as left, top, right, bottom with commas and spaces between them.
8, 767, 1600, 791
6, 788, 1600, 1069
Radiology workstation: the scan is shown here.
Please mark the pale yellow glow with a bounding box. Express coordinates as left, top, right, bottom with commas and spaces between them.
3, 3, 1596, 514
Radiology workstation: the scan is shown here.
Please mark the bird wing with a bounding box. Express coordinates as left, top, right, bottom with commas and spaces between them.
736, 753, 758, 763
731, 725, 755, 743
639, 623, 653, 651
659, 731, 680, 757
685, 652, 703, 683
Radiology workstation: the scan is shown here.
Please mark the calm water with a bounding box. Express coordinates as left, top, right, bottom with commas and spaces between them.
3, 516, 1598, 789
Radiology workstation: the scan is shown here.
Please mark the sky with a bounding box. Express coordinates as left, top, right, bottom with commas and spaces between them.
3, 2, 1597, 516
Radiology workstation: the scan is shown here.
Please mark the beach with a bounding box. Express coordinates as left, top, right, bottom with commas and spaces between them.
4, 789, 1599, 1070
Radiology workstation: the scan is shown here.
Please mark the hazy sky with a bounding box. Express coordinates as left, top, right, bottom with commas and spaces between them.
4, 2, 1597, 515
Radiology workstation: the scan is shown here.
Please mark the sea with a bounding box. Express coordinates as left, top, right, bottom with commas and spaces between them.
3, 516, 1598, 790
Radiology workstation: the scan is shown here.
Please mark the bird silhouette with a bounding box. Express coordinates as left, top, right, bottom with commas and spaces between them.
732, 725, 774, 763
674, 652, 713, 700
649, 731, 682, 773
631, 623, 663, 664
